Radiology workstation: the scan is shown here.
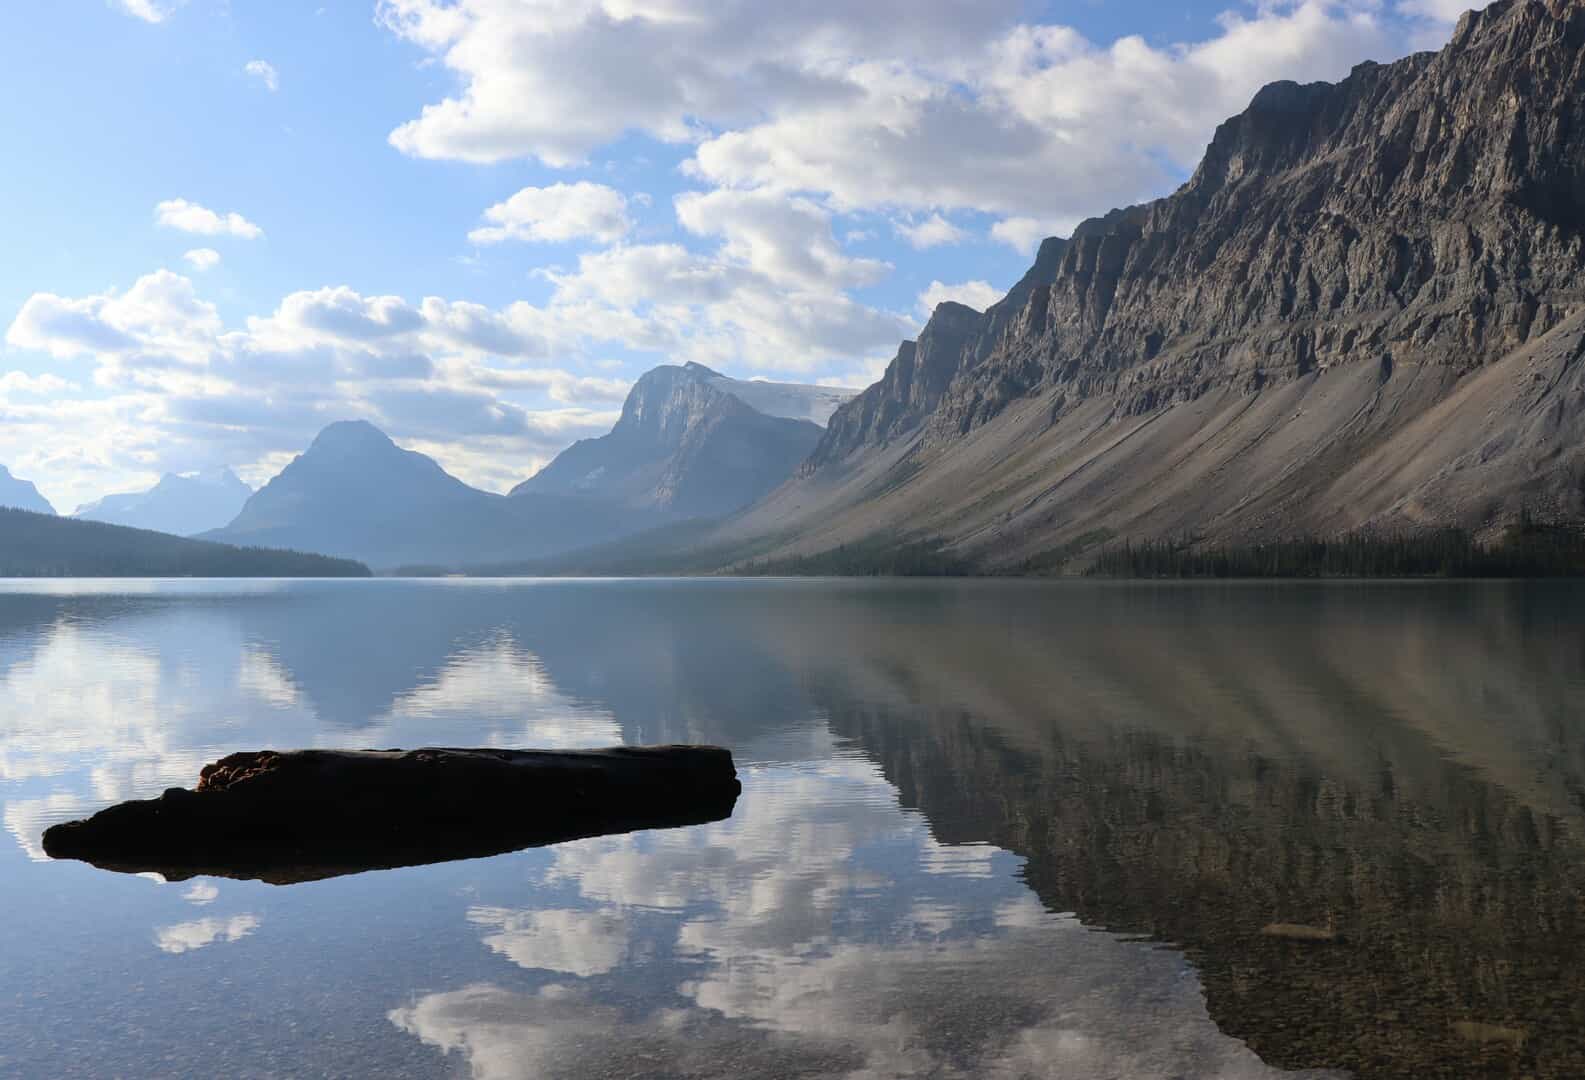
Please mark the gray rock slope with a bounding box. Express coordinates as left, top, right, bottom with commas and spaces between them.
708, 0, 1585, 569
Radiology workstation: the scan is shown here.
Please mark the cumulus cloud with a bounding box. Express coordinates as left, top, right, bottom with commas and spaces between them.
182, 248, 221, 272
917, 279, 1003, 316
990, 215, 1078, 254
4, 270, 655, 496
675, 188, 889, 291
244, 60, 279, 92
155, 199, 264, 240
470, 182, 632, 246
382, 0, 1394, 228
6, 270, 221, 367
894, 213, 968, 249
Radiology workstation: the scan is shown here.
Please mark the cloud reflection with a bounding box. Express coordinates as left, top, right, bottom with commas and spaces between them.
391, 759, 1335, 1078
154, 915, 259, 954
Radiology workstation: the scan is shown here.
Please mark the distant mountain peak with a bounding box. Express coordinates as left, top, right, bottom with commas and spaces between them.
514, 360, 851, 518
309, 419, 397, 453
73, 464, 253, 536
0, 465, 55, 516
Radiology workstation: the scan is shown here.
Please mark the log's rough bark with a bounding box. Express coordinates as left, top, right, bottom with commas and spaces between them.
42, 746, 741, 884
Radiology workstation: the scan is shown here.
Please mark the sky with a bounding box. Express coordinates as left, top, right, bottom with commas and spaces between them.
0, 0, 1478, 512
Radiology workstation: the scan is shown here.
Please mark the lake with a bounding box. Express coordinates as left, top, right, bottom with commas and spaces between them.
1, 578, 1582, 1078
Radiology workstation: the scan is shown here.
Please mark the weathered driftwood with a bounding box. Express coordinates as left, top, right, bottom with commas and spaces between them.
42, 746, 740, 884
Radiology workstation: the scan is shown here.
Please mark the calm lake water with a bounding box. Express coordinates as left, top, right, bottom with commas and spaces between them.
2, 579, 1583, 1079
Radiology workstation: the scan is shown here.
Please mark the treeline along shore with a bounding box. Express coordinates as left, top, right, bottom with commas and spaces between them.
0, 508, 370, 578
1084, 520, 1585, 580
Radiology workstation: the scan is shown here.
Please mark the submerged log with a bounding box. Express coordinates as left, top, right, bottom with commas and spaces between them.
42, 746, 741, 885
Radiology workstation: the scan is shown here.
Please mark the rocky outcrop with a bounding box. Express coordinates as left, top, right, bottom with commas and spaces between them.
42, 746, 741, 884
516, 363, 832, 519
808, 237, 1068, 468
719, 0, 1585, 569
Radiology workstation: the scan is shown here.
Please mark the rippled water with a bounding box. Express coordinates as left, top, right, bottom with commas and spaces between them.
2, 578, 1583, 1078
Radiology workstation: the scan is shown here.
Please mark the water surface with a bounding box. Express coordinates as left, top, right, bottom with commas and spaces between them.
2, 579, 1582, 1078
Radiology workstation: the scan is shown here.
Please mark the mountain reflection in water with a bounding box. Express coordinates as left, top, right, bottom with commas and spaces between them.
0, 579, 1581, 1078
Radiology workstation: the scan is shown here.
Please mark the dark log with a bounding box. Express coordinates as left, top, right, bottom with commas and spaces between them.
42, 746, 741, 885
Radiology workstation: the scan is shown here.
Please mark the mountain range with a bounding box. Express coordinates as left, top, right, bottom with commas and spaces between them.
658, 0, 1585, 572
74, 468, 252, 537
0, 466, 53, 516
200, 363, 850, 571
12, 1, 1585, 577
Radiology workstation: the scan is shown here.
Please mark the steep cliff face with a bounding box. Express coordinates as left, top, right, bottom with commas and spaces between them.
809, 237, 1068, 468
516, 363, 832, 519
938, 0, 1585, 436
724, 0, 1585, 568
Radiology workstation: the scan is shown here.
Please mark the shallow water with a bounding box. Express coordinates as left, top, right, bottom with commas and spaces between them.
1, 578, 1582, 1078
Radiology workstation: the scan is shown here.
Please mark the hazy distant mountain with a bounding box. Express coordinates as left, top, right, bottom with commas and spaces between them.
205, 420, 634, 570
74, 468, 252, 537
512, 362, 847, 519
0, 507, 366, 577
0, 466, 54, 515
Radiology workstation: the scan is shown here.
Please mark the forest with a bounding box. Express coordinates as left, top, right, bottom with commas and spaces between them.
1086, 521, 1585, 579
0, 508, 370, 577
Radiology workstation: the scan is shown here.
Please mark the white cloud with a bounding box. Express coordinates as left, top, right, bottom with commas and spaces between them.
917, 279, 1002, 317
155, 199, 264, 240
3, 270, 656, 497
0, 371, 76, 397
113, 0, 184, 23
990, 216, 1076, 254
182, 248, 221, 272
470, 182, 632, 246
674, 188, 889, 291
1398, 0, 1487, 21
244, 60, 280, 92
379, 0, 1393, 228
895, 213, 968, 250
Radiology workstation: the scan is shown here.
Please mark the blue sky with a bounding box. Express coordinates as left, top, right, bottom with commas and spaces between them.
0, 0, 1472, 510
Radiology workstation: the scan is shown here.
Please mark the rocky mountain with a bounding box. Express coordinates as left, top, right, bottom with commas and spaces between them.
513, 362, 846, 520
704, 0, 1585, 571
74, 468, 252, 537
206, 421, 633, 570
0, 466, 53, 515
